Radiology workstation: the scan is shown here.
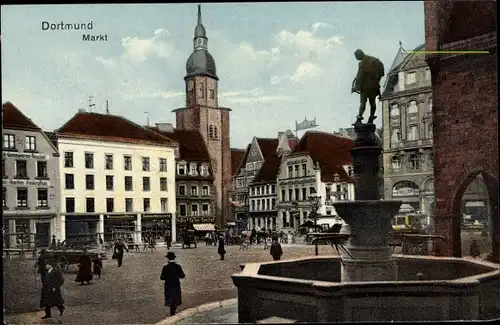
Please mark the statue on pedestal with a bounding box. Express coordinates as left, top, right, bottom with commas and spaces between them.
351, 49, 385, 125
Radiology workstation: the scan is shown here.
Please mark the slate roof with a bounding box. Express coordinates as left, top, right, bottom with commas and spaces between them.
2, 102, 41, 131
256, 138, 279, 159
55, 111, 176, 146
251, 152, 281, 184
234, 144, 251, 176
148, 126, 210, 162
230, 148, 246, 176
291, 131, 354, 183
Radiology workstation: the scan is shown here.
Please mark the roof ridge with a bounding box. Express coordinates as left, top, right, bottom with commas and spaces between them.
2, 102, 42, 130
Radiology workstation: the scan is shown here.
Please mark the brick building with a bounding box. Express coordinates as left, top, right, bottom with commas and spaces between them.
424, 0, 498, 261
172, 6, 233, 227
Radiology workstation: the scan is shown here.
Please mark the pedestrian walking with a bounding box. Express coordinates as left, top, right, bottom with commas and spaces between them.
165, 234, 172, 250
35, 249, 48, 284
39, 261, 65, 319
93, 257, 103, 279
75, 247, 93, 285
113, 238, 129, 267
270, 236, 283, 261
218, 235, 226, 260
160, 252, 186, 316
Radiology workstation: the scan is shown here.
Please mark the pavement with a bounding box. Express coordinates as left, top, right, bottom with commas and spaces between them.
154, 299, 238, 325
4, 243, 331, 325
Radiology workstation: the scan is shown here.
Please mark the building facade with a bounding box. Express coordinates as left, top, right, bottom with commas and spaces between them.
381, 44, 435, 224
228, 147, 246, 226
53, 111, 178, 244
424, 0, 498, 260
149, 123, 217, 236
172, 6, 232, 227
277, 131, 355, 232
2, 102, 60, 248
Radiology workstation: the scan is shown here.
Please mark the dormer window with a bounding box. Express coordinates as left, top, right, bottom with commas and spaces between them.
200, 164, 209, 177
178, 163, 186, 176
189, 163, 197, 176
347, 165, 353, 176
406, 72, 416, 84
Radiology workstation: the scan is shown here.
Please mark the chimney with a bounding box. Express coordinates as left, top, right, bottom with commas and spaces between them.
156, 123, 174, 133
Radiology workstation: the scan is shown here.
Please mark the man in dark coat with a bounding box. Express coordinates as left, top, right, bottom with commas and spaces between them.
35, 249, 48, 284
218, 235, 226, 260
75, 247, 93, 285
270, 236, 283, 261
93, 257, 103, 278
160, 252, 185, 316
114, 238, 129, 267
40, 261, 65, 319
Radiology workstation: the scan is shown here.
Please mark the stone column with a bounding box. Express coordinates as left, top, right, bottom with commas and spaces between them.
8, 219, 16, 247
98, 214, 104, 248
59, 215, 66, 242
29, 219, 36, 248
136, 214, 142, 244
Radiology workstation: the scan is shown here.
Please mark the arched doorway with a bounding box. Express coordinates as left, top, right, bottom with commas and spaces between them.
450, 171, 498, 261
392, 181, 420, 211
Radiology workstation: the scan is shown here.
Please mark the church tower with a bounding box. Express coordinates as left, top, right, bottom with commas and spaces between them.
173, 5, 232, 227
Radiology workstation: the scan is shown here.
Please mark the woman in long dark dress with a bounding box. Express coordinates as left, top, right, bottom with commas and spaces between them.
160, 252, 186, 316
75, 248, 93, 285
217, 235, 226, 260
40, 261, 65, 319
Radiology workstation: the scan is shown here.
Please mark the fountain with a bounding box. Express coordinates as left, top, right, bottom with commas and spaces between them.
232, 123, 500, 323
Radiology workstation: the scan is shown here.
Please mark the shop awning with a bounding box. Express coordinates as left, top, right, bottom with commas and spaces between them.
193, 224, 216, 232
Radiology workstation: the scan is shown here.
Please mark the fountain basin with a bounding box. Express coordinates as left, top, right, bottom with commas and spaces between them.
232, 255, 499, 322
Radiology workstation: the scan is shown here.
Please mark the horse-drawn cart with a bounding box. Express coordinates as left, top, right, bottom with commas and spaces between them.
44, 249, 102, 272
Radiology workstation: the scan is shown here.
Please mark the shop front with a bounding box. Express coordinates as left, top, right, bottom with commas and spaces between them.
64, 214, 99, 246
3, 213, 55, 248
103, 214, 137, 243
141, 213, 172, 243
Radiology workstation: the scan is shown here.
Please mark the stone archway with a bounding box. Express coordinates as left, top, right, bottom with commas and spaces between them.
450, 170, 499, 262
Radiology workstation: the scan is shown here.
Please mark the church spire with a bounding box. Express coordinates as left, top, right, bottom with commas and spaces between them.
193, 4, 207, 51
197, 4, 202, 25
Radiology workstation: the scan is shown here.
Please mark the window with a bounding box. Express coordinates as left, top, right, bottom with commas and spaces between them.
159, 158, 167, 172
309, 186, 315, 196
213, 126, 218, 140
209, 125, 214, 139
3, 134, 15, 149
392, 156, 401, 169
288, 189, 293, 201
125, 198, 133, 212
37, 188, 48, 208
251, 200, 255, 211
293, 188, 299, 201
409, 154, 420, 169
106, 198, 114, 213
86, 198, 95, 212
302, 164, 307, 177
407, 125, 418, 141
191, 186, 198, 196
294, 165, 299, 177
202, 204, 209, 216
190, 163, 197, 176
124, 156, 132, 170
408, 100, 418, 114
65, 198, 75, 213
425, 68, 431, 80
281, 189, 285, 201
143, 177, 151, 191
246, 162, 253, 171
106, 175, 114, 190
2, 159, 5, 178
202, 186, 209, 196
178, 164, 186, 175
64, 152, 74, 168
428, 97, 433, 111
125, 176, 133, 191
65, 174, 74, 189
160, 198, 168, 212
209, 89, 215, 99
105, 154, 113, 170
17, 188, 28, 207
142, 157, 150, 171
302, 188, 307, 201
85, 153, 94, 168
288, 166, 293, 178
36, 161, 48, 178
406, 72, 416, 84
191, 204, 199, 216
85, 175, 95, 190
271, 198, 276, 210
25, 136, 36, 151
391, 128, 401, 144
160, 177, 168, 191
390, 104, 400, 117
271, 185, 276, 194
179, 204, 187, 216
200, 165, 209, 176
178, 185, 186, 196
143, 198, 150, 212
2, 187, 6, 208
15, 160, 27, 178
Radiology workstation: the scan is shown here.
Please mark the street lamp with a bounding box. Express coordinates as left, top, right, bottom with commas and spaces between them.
309, 190, 322, 256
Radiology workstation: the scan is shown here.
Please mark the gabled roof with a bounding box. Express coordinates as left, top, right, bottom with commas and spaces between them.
256, 138, 279, 159
234, 144, 251, 176
291, 131, 354, 183
251, 152, 281, 185
231, 148, 246, 176
148, 126, 210, 162
55, 111, 176, 146
2, 102, 41, 131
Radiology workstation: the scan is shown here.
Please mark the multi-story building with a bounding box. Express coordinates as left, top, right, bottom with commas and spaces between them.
277, 131, 355, 232
381, 44, 434, 223
148, 123, 217, 236
172, 6, 233, 227
228, 147, 246, 227
231, 144, 250, 228
247, 131, 297, 231
2, 102, 60, 248
52, 110, 178, 244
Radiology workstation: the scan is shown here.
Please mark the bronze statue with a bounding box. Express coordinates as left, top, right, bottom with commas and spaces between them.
351, 49, 385, 125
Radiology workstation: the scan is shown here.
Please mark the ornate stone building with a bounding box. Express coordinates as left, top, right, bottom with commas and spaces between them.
380, 44, 434, 223
424, 0, 498, 260
172, 6, 233, 227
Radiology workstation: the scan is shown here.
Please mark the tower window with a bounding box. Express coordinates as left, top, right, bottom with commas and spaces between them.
209, 89, 214, 99
209, 125, 214, 139
213, 126, 218, 139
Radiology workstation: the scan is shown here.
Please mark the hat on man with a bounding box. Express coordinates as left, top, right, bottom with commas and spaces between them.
166, 251, 176, 260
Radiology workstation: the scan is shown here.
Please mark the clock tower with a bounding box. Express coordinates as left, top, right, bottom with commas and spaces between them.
173, 5, 232, 227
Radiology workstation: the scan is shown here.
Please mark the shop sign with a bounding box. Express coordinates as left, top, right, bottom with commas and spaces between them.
2, 152, 49, 160
142, 213, 172, 220
3, 178, 50, 187
105, 215, 137, 221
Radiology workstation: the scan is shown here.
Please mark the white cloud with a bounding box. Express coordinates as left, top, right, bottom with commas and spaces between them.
271, 61, 322, 85
121, 91, 184, 100
96, 56, 116, 68
220, 88, 291, 104
311, 22, 331, 32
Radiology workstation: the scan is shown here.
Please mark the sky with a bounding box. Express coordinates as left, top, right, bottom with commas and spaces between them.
1, 2, 425, 149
